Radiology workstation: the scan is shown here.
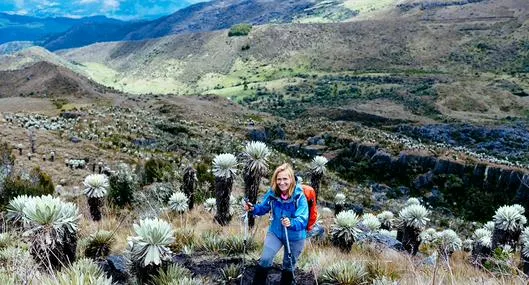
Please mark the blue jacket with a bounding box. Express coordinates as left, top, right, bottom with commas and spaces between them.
253, 185, 308, 241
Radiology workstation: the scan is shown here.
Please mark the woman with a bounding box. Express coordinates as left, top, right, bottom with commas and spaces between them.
244, 163, 308, 285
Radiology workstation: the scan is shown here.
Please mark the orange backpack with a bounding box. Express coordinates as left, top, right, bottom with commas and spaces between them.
301, 185, 318, 231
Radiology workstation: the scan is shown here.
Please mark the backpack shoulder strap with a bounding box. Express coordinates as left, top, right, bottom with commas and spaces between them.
301, 185, 315, 207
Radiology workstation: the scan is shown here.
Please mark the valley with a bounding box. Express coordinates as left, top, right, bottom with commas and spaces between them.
1, 0, 529, 284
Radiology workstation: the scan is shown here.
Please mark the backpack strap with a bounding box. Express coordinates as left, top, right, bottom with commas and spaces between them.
295, 193, 303, 208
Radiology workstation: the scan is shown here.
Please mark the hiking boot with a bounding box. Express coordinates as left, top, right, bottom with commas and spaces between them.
252, 265, 269, 285
279, 270, 294, 285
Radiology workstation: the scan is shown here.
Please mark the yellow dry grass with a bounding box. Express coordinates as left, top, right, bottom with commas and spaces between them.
66, 200, 529, 285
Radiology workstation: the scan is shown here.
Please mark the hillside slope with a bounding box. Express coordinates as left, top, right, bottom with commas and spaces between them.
37, 0, 356, 50
0, 61, 118, 99
0, 46, 84, 72
123, 0, 321, 40
56, 0, 529, 123
59, 0, 529, 81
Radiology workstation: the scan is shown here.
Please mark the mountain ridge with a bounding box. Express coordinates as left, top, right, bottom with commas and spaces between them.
0, 60, 119, 100
0, 12, 126, 46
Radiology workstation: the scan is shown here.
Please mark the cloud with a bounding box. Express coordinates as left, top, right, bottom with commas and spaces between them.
103, 0, 120, 11
35, 0, 60, 9
14, 0, 25, 9
78, 0, 99, 4
13, 9, 29, 15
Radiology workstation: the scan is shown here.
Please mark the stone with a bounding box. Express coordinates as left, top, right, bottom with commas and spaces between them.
373, 232, 404, 251
246, 127, 267, 142
371, 183, 392, 193
370, 150, 392, 171
423, 187, 443, 205
99, 255, 129, 284
413, 171, 434, 190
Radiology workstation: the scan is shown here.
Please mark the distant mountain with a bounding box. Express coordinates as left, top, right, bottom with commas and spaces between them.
0, 12, 125, 46
123, 0, 324, 40
1, 0, 358, 51
41, 21, 146, 51
40, 0, 333, 50
56, 0, 529, 122
0, 0, 200, 20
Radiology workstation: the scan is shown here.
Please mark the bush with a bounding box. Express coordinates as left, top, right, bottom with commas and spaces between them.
220, 264, 242, 284
40, 258, 113, 285
1, 167, 54, 207
169, 229, 196, 253
195, 162, 215, 202
0, 142, 14, 164
223, 236, 257, 256
108, 163, 138, 207
141, 182, 175, 204
151, 264, 194, 285
82, 231, 115, 259
320, 261, 368, 285
142, 159, 173, 185
228, 23, 252, 37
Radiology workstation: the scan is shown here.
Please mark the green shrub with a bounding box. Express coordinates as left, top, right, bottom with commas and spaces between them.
199, 231, 224, 253
320, 261, 368, 285
0, 233, 17, 250
169, 229, 196, 253
195, 161, 215, 201
228, 23, 252, 37
220, 263, 242, 284
1, 167, 54, 207
0, 142, 14, 165
82, 231, 115, 259
151, 264, 193, 285
108, 163, 138, 207
223, 236, 257, 256
483, 246, 516, 275
141, 182, 175, 204
143, 159, 173, 184
0, 246, 36, 284
51, 98, 69, 109
40, 258, 113, 285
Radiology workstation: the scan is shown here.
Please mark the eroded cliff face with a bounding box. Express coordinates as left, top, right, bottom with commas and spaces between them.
329, 141, 529, 221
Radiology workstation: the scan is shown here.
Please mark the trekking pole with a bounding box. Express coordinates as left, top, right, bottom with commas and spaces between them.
282, 217, 296, 285
306, 237, 319, 285
240, 198, 250, 285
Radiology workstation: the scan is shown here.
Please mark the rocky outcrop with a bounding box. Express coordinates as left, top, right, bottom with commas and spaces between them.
330, 140, 529, 220
398, 0, 486, 12
395, 123, 529, 165
341, 141, 528, 193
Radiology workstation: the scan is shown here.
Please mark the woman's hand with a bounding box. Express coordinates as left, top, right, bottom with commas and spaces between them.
243, 201, 254, 212
281, 217, 291, 228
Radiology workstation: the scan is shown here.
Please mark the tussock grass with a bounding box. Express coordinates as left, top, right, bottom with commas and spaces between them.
1, 196, 528, 284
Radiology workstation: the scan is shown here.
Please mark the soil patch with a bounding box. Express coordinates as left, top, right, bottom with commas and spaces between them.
173, 253, 316, 285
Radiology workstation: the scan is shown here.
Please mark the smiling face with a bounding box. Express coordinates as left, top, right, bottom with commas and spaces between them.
271, 163, 295, 197
276, 170, 292, 193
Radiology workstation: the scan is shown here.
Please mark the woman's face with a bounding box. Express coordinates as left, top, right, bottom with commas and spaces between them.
276, 170, 292, 193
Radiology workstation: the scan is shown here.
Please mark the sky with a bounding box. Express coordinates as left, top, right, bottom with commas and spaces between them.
0, 0, 208, 20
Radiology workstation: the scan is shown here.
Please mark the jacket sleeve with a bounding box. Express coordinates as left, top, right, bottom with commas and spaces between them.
252, 190, 272, 216
290, 194, 308, 231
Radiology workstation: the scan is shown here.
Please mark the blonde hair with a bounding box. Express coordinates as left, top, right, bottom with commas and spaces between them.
271, 163, 296, 197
